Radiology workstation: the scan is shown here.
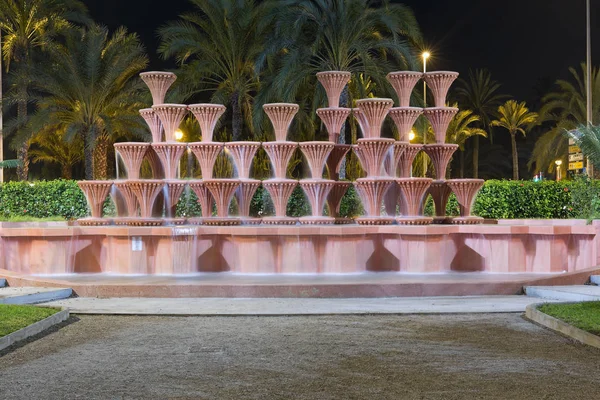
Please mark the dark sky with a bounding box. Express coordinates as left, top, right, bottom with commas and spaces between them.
84, 0, 600, 104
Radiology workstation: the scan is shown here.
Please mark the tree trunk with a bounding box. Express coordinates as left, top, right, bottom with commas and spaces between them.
16, 96, 29, 181
459, 149, 465, 178
231, 91, 242, 141
62, 164, 72, 180
84, 130, 94, 180
93, 136, 110, 180
338, 86, 350, 179
472, 135, 479, 178
511, 132, 519, 180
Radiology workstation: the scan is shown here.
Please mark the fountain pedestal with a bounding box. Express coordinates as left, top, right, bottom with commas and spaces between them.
225, 142, 260, 179
354, 178, 395, 225
164, 180, 187, 225
114, 143, 150, 180
203, 179, 241, 225
77, 181, 113, 226
326, 181, 352, 224
424, 71, 459, 107
447, 179, 484, 224
428, 180, 453, 224
188, 180, 214, 224
189, 142, 223, 179
262, 179, 298, 225
386, 72, 423, 107
151, 143, 187, 180
126, 180, 165, 226
299, 179, 336, 224
423, 144, 458, 180
396, 178, 433, 225
236, 179, 262, 225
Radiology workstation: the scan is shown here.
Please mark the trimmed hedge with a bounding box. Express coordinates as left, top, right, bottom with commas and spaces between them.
0, 178, 598, 221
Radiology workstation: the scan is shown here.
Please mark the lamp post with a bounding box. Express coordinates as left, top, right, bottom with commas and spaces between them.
422, 51, 430, 177
586, 0, 594, 177
555, 160, 563, 181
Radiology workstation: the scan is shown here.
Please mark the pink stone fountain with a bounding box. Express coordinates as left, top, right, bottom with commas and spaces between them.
396, 178, 433, 225
423, 107, 459, 144
423, 71, 459, 107
423, 144, 458, 180
204, 179, 241, 225
235, 179, 262, 225
388, 106, 423, 178
114, 143, 150, 180
428, 181, 453, 224
354, 178, 395, 225
298, 142, 336, 224
164, 180, 187, 225
152, 104, 188, 142
188, 180, 214, 223
386, 71, 423, 107
189, 142, 224, 179
225, 141, 262, 224
140, 71, 177, 105
316, 71, 351, 107
262, 103, 300, 225
446, 179, 484, 224
299, 142, 334, 179
151, 143, 187, 180
140, 108, 164, 143
188, 104, 227, 142
316, 108, 351, 143
188, 103, 228, 183
77, 181, 113, 225
126, 180, 165, 226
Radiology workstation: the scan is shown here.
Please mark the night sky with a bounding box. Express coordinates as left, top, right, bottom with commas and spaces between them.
84, 0, 600, 103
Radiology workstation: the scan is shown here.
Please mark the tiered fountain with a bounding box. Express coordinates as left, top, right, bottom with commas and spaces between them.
262, 103, 300, 225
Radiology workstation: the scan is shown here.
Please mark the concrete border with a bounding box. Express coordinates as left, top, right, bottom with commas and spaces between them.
0, 309, 69, 352
525, 303, 600, 349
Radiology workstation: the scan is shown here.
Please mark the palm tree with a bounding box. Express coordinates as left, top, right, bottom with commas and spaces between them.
0, 0, 89, 180
492, 100, 538, 180
29, 127, 83, 179
530, 63, 600, 174
444, 109, 487, 178
31, 24, 149, 179
454, 69, 507, 178
568, 124, 600, 170
158, 0, 265, 141
262, 0, 421, 109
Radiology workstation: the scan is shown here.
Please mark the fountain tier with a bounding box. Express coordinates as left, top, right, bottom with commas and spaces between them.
263, 103, 299, 142
114, 143, 150, 180
236, 179, 262, 225
326, 181, 352, 224
151, 143, 187, 180
353, 138, 395, 177
225, 142, 260, 180
299, 142, 334, 179
262, 179, 298, 225
447, 179, 484, 224
152, 104, 188, 142
397, 144, 422, 178
386, 71, 423, 107
140, 109, 164, 143
262, 142, 298, 180
204, 179, 241, 225
113, 181, 139, 220
189, 142, 223, 179
352, 108, 369, 139
188, 180, 214, 220
428, 181, 453, 224
188, 104, 226, 142
127, 180, 165, 225
424, 71, 459, 107
397, 178, 433, 225
354, 178, 395, 225
299, 179, 336, 224
355, 98, 394, 138
424, 144, 458, 180
423, 107, 459, 143
164, 180, 187, 225
389, 107, 422, 142
316, 71, 351, 108
140, 71, 176, 105
77, 181, 113, 225
316, 108, 351, 143
325, 144, 351, 180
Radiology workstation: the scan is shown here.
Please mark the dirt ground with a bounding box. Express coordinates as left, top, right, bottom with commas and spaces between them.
1, 314, 599, 399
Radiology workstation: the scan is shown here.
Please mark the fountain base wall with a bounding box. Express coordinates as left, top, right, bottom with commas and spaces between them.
0, 221, 597, 275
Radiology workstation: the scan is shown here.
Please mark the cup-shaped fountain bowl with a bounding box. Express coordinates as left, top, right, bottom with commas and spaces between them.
203, 179, 241, 225
423, 71, 459, 107
386, 141, 408, 178
152, 104, 188, 142
125, 179, 165, 226
352, 108, 369, 139
396, 178, 433, 225
188, 104, 227, 142
388, 107, 423, 142
113, 181, 139, 222
114, 143, 150, 180
299, 179, 336, 224
316, 71, 351, 108
428, 180, 453, 223
355, 98, 394, 139
236, 179, 262, 225
423, 107, 459, 144
263, 103, 299, 142
353, 138, 395, 177
397, 144, 423, 178
163, 180, 188, 225
354, 178, 396, 225
326, 144, 351, 180
299, 141, 335, 179
262, 141, 298, 180
151, 143, 187, 180
316, 108, 351, 143
326, 181, 352, 224
225, 142, 261, 180
262, 179, 298, 225
423, 144, 459, 180
187, 180, 214, 223
188, 142, 224, 180
386, 71, 423, 107
140, 71, 177, 106
77, 180, 113, 225
446, 179, 484, 224
140, 108, 164, 143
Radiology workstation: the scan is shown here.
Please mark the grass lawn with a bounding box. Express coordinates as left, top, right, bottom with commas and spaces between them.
0, 305, 60, 337
538, 301, 600, 336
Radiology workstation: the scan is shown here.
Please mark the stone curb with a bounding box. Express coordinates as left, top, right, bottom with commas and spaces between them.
525, 303, 600, 349
0, 309, 69, 352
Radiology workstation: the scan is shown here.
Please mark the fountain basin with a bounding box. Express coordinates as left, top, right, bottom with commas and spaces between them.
386, 71, 423, 107
316, 71, 351, 108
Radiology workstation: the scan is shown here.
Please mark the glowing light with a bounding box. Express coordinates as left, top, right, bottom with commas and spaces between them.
555, 160, 563, 166
174, 129, 184, 141
409, 130, 416, 141
422, 51, 431, 60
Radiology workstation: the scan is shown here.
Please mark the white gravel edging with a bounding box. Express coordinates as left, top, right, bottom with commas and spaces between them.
0, 309, 69, 352
525, 303, 600, 349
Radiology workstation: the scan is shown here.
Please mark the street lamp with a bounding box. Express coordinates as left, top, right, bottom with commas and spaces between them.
409, 130, 416, 142
422, 52, 430, 176
174, 129, 184, 141
555, 160, 563, 181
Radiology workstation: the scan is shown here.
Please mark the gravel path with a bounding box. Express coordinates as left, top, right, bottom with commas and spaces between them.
1, 314, 599, 399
